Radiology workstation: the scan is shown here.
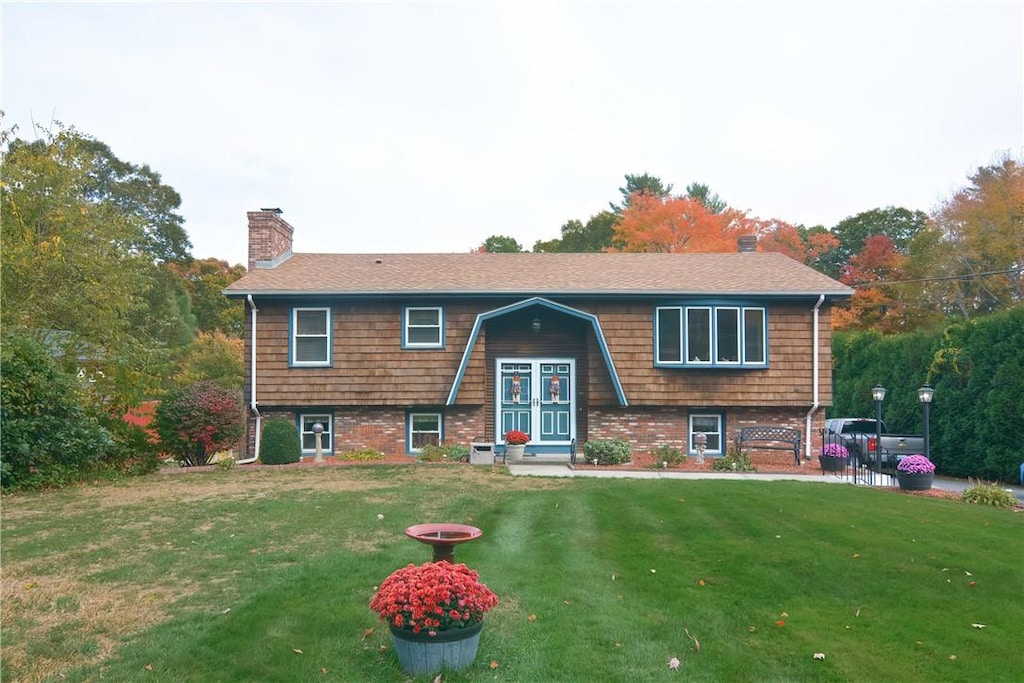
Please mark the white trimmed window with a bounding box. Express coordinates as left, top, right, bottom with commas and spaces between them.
404, 307, 443, 348
408, 412, 442, 452
689, 413, 724, 455
292, 308, 331, 366
656, 305, 767, 367
300, 414, 332, 454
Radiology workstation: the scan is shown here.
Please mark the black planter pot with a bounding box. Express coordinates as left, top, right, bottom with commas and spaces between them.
820, 457, 848, 473
896, 471, 934, 491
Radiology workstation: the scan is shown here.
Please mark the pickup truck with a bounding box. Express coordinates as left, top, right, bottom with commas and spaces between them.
823, 418, 926, 473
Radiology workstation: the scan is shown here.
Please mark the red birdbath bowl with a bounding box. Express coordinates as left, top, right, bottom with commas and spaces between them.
405, 523, 482, 563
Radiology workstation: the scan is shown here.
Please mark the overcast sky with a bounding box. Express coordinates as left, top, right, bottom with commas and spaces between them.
5, 1, 1022, 266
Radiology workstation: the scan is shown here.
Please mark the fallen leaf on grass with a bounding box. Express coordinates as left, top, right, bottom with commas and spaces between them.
433, 675, 442, 683
813, 653, 825, 660
490, 660, 499, 669
684, 628, 700, 652
964, 570, 973, 576
668, 657, 680, 670
376, 514, 384, 520
221, 608, 231, 614
321, 668, 328, 675
362, 628, 374, 639
145, 664, 153, 671
971, 623, 986, 629
852, 553, 861, 559
528, 614, 537, 621
776, 620, 786, 627
780, 612, 789, 617
949, 654, 957, 661
293, 648, 303, 655
968, 581, 977, 587
650, 569, 657, 574
697, 579, 706, 586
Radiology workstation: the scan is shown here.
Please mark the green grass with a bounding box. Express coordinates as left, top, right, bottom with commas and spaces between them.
1, 466, 1021, 681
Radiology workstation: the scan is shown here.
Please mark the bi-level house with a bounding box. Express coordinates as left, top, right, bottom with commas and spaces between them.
225, 209, 853, 462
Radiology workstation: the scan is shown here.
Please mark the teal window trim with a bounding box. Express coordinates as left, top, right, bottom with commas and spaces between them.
402, 306, 444, 349
655, 304, 768, 368
299, 412, 333, 454
290, 307, 332, 367
688, 411, 725, 456
406, 410, 444, 454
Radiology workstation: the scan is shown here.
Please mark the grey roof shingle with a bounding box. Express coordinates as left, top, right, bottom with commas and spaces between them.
224, 251, 853, 298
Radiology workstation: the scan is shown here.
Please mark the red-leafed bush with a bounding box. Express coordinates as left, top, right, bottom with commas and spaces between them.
370, 562, 499, 634
155, 381, 243, 466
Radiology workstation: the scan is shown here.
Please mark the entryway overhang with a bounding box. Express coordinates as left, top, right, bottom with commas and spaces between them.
446, 297, 628, 407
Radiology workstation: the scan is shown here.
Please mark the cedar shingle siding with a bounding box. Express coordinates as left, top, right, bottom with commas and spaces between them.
227, 209, 852, 459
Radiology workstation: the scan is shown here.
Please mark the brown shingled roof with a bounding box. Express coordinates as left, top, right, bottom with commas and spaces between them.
224, 251, 853, 297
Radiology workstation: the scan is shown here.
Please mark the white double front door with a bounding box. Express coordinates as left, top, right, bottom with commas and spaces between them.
496, 358, 575, 451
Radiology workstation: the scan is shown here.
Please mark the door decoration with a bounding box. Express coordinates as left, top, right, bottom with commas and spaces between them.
549, 375, 560, 403
510, 374, 521, 404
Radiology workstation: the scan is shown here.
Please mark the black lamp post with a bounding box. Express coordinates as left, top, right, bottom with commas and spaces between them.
871, 384, 886, 477
918, 384, 934, 460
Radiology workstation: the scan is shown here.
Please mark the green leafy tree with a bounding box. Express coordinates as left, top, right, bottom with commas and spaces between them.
478, 235, 523, 253
684, 182, 727, 214
1, 123, 194, 409
155, 381, 244, 466
173, 331, 244, 389
610, 173, 673, 214
0, 333, 114, 489
533, 212, 618, 253
831, 206, 926, 265
169, 258, 247, 337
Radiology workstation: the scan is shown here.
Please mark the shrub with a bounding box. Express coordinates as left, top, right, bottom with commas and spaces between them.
583, 438, 632, 465
155, 381, 244, 467
260, 417, 301, 465
652, 444, 687, 467
712, 447, 758, 472
416, 441, 470, 463
0, 333, 114, 489
961, 481, 1018, 509
338, 448, 385, 462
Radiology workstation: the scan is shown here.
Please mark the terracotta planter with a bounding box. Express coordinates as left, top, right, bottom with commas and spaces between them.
389, 620, 483, 675
897, 471, 934, 491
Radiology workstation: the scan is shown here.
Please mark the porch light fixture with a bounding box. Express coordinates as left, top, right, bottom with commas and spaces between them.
531, 317, 541, 334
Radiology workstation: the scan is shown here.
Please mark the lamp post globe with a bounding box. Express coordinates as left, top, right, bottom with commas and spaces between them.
312, 422, 325, 463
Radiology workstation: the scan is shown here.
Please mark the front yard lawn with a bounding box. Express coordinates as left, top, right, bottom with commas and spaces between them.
2, 466, 1021, 681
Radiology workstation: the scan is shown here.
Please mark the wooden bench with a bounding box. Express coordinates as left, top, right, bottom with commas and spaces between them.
735, 426, 801, 466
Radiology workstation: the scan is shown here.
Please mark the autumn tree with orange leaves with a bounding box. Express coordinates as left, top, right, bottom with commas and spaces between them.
612, 192, 755, 253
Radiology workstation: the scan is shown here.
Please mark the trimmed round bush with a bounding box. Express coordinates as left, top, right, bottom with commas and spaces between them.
261, 417, 301, 465
583, 438, 632, 465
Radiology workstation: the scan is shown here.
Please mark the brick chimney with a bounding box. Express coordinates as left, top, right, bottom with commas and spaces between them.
247, 208, 294, 271
737, 235, 758, 253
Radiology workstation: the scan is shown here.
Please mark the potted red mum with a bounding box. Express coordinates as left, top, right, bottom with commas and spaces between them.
370, 561, 499, 674
504, 429, 529, 462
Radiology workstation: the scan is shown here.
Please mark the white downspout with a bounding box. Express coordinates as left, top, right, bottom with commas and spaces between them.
804, 295, 826, 462
236, 294, 261, 465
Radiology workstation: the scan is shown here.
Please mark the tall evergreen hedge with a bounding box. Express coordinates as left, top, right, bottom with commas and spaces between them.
831, 307, 1024, 481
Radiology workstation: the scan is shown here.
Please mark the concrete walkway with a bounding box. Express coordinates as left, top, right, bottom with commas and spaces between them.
507, 464, 1024, 501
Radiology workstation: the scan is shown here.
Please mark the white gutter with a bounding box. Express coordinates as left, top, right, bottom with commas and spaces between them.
804, 295, 826, 461
236, 294, 261, 465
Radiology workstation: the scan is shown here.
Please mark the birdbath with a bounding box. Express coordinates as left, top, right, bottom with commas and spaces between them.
404, 523, 482, 564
